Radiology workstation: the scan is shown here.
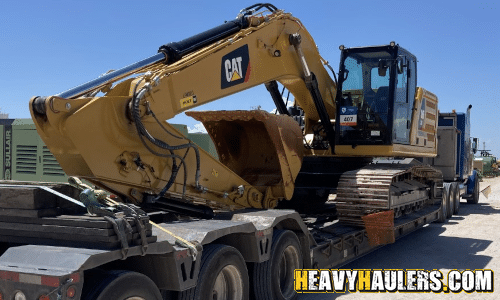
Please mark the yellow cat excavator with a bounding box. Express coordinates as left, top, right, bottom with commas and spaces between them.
30, 3, 441, 225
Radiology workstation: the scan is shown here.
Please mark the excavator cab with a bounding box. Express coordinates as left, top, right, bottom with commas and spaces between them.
335, 43, 417, 147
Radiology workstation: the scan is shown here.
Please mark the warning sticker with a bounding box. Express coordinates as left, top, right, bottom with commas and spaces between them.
340, 106, 357, 126
180, 95, 197, 108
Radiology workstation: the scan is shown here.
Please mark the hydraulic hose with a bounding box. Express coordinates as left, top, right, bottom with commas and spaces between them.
131, 84, 202, 196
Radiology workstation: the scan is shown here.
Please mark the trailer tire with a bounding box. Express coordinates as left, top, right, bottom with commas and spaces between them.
437, 184, 450, 223
81, 270, 162, 300
451, 182, 460, 215
467, 176, 480, 204
251, 230, 302, 300
178, 244, 249, 300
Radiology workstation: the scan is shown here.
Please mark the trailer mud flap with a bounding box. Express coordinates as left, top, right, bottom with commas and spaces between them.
362, 210, 395, 246
481, 185, 491, 198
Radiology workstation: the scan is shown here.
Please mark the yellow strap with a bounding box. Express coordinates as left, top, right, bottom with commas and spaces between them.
149, 220, 199, 260
68, 177, 199, 258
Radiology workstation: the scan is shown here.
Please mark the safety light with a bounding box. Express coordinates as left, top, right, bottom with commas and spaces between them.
67, 286, 76, 298
390, 41, 396, 47
339, 45, 345, 50
39, 295, 50, 300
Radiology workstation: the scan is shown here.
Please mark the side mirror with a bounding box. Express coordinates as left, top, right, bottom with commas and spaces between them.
378, 60, 388, 77
472, 138, 478, 154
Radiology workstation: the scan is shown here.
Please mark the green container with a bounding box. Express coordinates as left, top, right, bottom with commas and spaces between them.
0, 119, 15, 180
187, 133, 218, 159
0, 119, 66, 182
481, 156, 498, 176
10, 119, 67, 182
0, 119, 218, 182
170, 123, 189, 137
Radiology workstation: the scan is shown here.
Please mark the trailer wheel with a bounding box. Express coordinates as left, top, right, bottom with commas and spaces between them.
451, 182, 460, 214
178, 244, 249, 300
251, 230, 302, 300
81, 270, 162, 300
467, 176, 480, 204
437, 184, 450, 223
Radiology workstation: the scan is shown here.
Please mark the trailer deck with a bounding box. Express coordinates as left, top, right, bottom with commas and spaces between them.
0, 181, 443, 299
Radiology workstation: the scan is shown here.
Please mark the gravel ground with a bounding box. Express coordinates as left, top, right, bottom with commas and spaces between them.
298, 177, 500, 300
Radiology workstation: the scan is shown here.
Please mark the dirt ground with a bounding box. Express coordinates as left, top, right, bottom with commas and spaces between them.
298, 177, 500, 300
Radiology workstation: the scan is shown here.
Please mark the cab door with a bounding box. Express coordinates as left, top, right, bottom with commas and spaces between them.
393, 50, 416, 144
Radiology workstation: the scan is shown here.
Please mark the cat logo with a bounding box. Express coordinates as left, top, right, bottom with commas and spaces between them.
221, 45, 250, 89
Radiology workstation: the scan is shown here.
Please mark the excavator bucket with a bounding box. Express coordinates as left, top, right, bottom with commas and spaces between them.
186, 110, 304, 203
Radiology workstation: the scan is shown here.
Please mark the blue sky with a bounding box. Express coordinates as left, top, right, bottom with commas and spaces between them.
1, 0, 499, 155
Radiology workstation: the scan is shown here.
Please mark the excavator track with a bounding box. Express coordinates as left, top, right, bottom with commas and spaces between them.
335, 163, 442, 226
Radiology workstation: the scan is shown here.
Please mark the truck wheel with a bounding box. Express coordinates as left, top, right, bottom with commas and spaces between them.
467, 177, 480, 204
447, 183, 455, 218
178, 244, 249, 300
81, 270, 163, 300
251, 230, 302, 300
437, 184, 450, 223
451, 182, 460, 214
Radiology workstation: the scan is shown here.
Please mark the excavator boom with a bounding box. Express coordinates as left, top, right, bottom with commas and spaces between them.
30, 7, 335, 210
29, 4, 442, 221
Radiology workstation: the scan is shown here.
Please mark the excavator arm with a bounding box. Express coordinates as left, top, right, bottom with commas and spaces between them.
29, 5, 337, 210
